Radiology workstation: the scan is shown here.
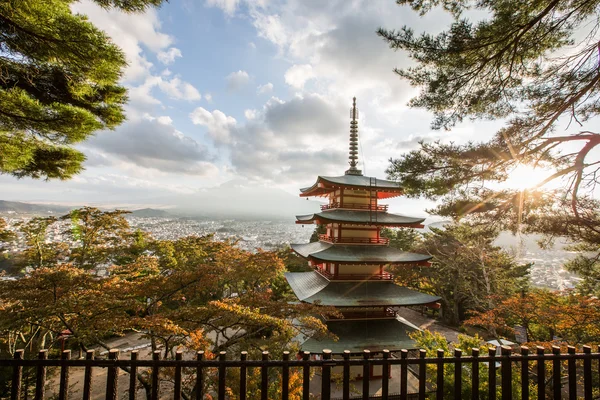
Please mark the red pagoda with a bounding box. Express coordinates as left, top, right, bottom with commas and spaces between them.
285, 98, 441, 354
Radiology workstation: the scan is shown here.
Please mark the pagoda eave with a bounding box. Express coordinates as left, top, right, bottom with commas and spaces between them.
290, 242, 433, 264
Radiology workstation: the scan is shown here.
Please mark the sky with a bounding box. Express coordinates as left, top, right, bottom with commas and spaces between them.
1, 0, 507, 214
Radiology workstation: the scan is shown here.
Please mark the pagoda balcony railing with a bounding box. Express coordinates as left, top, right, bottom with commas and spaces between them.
319, 234, 390, 245
327, 308, 397, 320
320, 202, 388, 211
3, 346, 599, 400
316, 267, 393, 281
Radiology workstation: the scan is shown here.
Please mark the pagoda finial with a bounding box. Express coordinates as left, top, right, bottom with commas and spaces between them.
345, 97, 362, 176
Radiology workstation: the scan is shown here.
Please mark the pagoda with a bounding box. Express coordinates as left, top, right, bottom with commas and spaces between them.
285, 98, 441, 355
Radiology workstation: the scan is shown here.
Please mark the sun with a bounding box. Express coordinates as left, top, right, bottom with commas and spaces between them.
503, 164, 550, 190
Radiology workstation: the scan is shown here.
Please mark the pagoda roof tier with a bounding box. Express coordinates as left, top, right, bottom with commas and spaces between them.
296, 210, 425, 227
301, 318, 419, 353
290, 241, 432, 264
299, 175, 403, 198
285, 271, 441, 307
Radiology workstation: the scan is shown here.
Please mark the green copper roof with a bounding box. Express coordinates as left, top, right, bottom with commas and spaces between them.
285, 271, 441, 306
301, 318, 418, 353
300, 175, 402, 192
291, 241, 432, 263
296, 210, 425, 226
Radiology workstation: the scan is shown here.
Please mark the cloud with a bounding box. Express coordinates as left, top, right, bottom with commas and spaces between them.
284, 64, 314, 89
85, 118, 216, 175
190, 107, 237, 144
157, 47, 183, 65
257, 82, 274, 94
226, 70, 250, 91
205, 0, 241, 16
129, 75, 201, 105
204, 93, 213, 103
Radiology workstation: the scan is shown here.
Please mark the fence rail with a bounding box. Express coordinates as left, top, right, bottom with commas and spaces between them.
1, 345, 599, 400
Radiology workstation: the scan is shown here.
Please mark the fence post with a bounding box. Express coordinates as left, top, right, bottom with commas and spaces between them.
321, 350, 332, 400
471, 348, 479, 400
362, 350, 370, 400
302, 351, 310, 400
196, 351, 204, 400
436, 349, 444, 400
58, 350, 70, 400
129, 351, 138, 400
381, 350, 390, 399
583, 345, 592, 400
35, 350, 47, 400
218, 351, 226, 400
520, 346, 529, 400
343, 350, 350, 400
282, 351, 289, 400
240, 351, 248, 400
500, 346, 511, 400
10, 349, 23, 400
454, 348, 462, 399
151, 351, 160, 400
400, 349, 408, 400
418, 349, 426, 400
106, 349, 119, 400
488, 347, 496, 400
552, 346, 561, 400
536, 346, 545, 400
567, 346, 576, 400
174, 350, 183, 400
261, 351, 269, 400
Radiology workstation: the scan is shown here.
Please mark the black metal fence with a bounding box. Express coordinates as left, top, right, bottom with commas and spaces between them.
1, 345, 599, 400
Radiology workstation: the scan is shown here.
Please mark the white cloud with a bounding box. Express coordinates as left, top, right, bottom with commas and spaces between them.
190, 107, 237, 144
204, 93, 213, 103
248, 41, 257, 49
245, 109, 257, 120
157, 116, 173, 125
205, 0, 241, 16
257, 82, 274, 94
226, 70, 250, 90
157, 47, 182, 65
130, 75, 201, 104
250, 11, 288, 48
284, 64, 314, 89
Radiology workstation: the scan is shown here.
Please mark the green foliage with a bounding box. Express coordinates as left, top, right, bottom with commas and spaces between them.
0, 0, 164, 180
15, 217, 67, 271
309, 224, 326, 243
380, 227, 422, 250
393, 223, 530, 325
379, 0, 600, 294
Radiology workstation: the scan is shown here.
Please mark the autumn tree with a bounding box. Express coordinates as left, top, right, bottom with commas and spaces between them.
13, 217, 68, 272
379, 0, 600, 290
392, 223, 530, 325
0, 0, 164, 179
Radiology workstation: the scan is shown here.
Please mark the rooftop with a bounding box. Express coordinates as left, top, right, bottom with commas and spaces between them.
290, 241, 432, 264
296, 209, 424, 227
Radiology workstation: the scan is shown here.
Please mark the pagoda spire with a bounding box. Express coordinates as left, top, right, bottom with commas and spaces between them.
345, 97, 362, 176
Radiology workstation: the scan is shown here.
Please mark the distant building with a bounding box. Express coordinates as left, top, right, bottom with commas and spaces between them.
285, 98, 441, 375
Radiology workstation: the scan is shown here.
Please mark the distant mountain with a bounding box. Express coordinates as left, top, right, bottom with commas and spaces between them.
0, 200, 72, 215
130, 208, 172, 217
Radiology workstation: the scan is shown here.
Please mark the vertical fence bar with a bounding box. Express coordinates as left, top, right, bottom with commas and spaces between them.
302, 352, 310, 400
196, 351, 204, 400
436, 349, 444, 400
418, 349, 426, 400
520, 347, 529, 400
583, 346, 592, 400
261, 351, 269, 400
106, 349, 119, 400
129, 351, 138, 400
488, 347, 496, 400
151, 351, 160, 400
567, 346, 576, 400
343, 351, 350, 400
400, 349, 408, 400
218, 351, 226, 400
83, 350, 94, 400
362, 350, 370, 400
58, 350, 71, 400
536, 346, 545, 400
321, 350, 332, 400
174, 351, 183, 400
35, 350, 47, 400
501, 346, 511, 400
471, 348, 479, 400
281, 351, 289, 400
240, 352, 247, 400
552, 346, 561, 400
381, 350, 390, 400
10, 349, 23, 400
454, 349, 462, 400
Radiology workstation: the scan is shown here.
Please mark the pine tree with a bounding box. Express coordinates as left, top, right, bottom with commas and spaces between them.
0, 0, 163, 180
378, 0, 600, 290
